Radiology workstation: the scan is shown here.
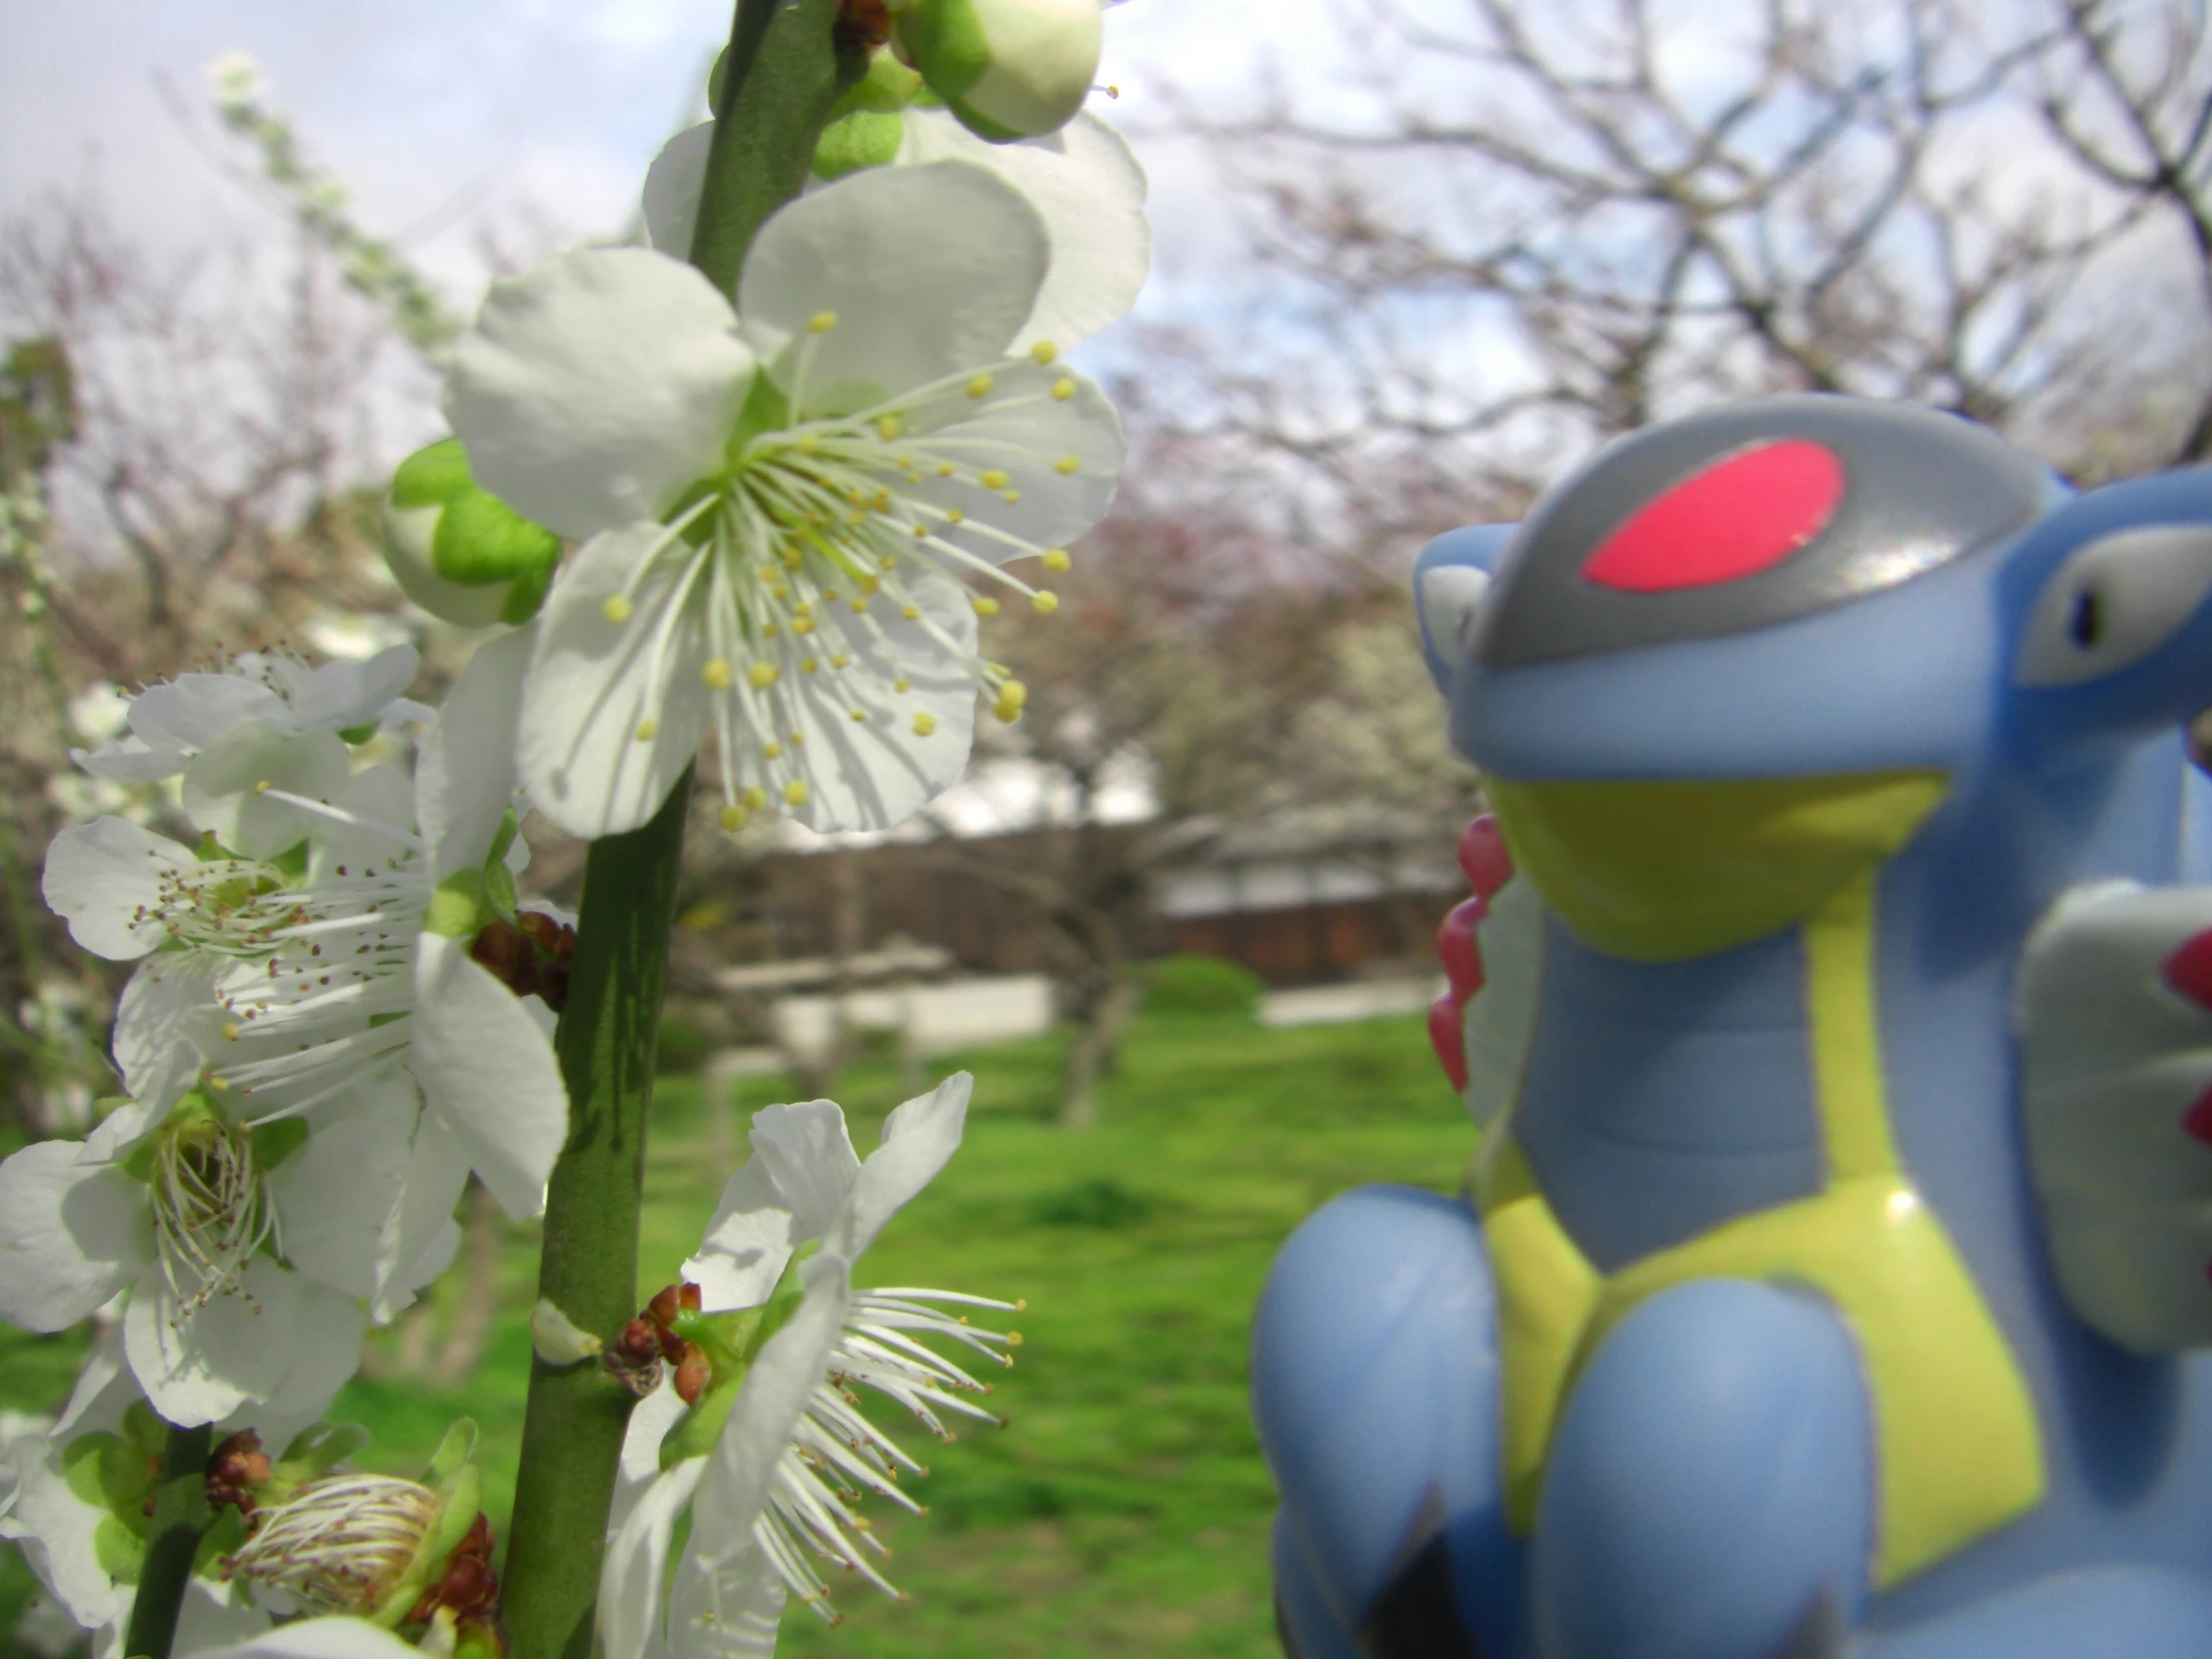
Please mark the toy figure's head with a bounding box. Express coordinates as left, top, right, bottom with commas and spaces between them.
1412, 394, 2212, 958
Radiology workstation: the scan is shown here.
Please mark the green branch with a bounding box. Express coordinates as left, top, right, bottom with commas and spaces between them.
120, 1422, 212, 1659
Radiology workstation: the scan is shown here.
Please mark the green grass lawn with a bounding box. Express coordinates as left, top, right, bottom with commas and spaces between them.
0, 1007, 1473, 1657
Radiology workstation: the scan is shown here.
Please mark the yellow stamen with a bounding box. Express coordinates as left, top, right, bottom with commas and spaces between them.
635, 719, 659, 742
1042, 548, 1071, 572
973, 597, 1000, 617
849, 709, 867, 723
1002, 489, 1021, 504
701, 659, 733, 689
966, 371, 994, 398
802, 658, 819, 674
1052, 377, 1076, 401
749, 662, 780, 689
912, 712, 938, 736
1030, 340, 1058, 364
603, 595, 635, 623
1055, 455, 1081, 475
1032, 591, 1059, 614
784, 780, 810, 807
993, 680, 1028, 723
979, 469, 1010, 490
745, 786, 769, 811
901, 605, 920, 620
763, 743, 783, 759
875, 414, 902, 441
809, 311, 837, 332
720, 805, 748, 831
794, 617, 817, 636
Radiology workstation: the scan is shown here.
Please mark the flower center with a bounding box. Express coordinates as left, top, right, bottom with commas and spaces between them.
151, 1116, 278, 1318
227, 1473, 441, 1616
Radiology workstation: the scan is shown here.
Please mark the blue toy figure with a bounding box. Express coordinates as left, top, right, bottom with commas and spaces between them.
1252, 394, 2212, 1659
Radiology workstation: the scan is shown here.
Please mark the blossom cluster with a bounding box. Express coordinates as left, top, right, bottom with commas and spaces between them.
4, 4, 1138, 1654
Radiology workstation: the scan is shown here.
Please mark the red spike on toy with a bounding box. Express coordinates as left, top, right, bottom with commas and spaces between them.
1457, 814, 1514, 899
1429, 992, 1468, 1092
2164, 929, 2212, 1011
1437, 898, 1487, 1005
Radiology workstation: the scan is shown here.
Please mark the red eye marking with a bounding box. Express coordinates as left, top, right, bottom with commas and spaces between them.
1581, 439, 1846, 592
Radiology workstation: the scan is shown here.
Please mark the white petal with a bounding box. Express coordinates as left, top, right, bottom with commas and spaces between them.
899, 109, 1149, 352
409, 932, 568, 1219
693, 1254, 851, 1555
896, 357, 1125, 557
185, 1616, 423, 1659
617, 1381, 691, 1499
283, 645, 421, 732
745, 1100, 860, 1244
826, 1071, 969, 1261
663, 1542, 786, 1659
124, 1257, 302, 1426
307, 764, 418, 879
182, 723, 350, 858
643, 122, 715, 261
371, 1094, 469, 1324
152, 1582, 272, 1657
752, 566, 980, 832
73, 733, 193, 783
683, 1156, 797, 1315
419, 625, 534, 877
0, 1144, 148, 1332
518, 525, 715, 839
108, 957, 221, 1142
268, 1114, 412, 1300
259, 1283, 366, 1424
41, 819, 194, 959
599, 1455, 707, 1659
128, 674, 287, 754
3, 1435, 130, 1630
55, 1330, 133, 1436
446, 247, 756, 539
740, 163, 1048, 408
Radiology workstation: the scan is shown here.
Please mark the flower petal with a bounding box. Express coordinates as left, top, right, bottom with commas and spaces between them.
693, 1254, 851, 1555
409, 932, 568, 1219
740, 163, 1048, 408
370, 1097, 468, 1326
128, 674, 287, 754
599, 1454, 708, 1659
826, 1072, 970, 1261
306, 764, 418, 879
643, 122, 714, 262
182, 723, 351, 858
417, 624, 533, 878
0, 1143, 148, 1332
279, 645, 421, 733
445, 248, 756, 539
268, 1114, 413, 1301
183, 1615, 425, 1659
751, 565, 980, 832
899, 109, 1149, 352
896, 357, 1125, 559
745, 1100, 860, 1245
98, 957, 223, 1158
518, 525, 716, 839
663, 1541, 786, 1659
41, 819, 194, 959
684, 1156, 799, 1315
123, 1256, 302, 1426
1, 1434, 130, 1631
258, 1282, 366, 1424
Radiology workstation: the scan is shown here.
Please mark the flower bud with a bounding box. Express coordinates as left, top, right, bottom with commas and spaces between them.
813, 51, 926, 180
894, 0, 1103, 142
381, 438, 561, 628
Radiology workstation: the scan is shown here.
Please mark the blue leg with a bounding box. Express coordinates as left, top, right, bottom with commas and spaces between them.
1274, 1509, 1366, 1659
1867, 1566, 2212, 1659
1530, 1279, 1873, 1659
1252, 1184, 1522, 1656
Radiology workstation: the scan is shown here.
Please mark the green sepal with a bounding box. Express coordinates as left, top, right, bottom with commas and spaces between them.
896, 0, 992, 100
658, 1254, 815, 1468
727, 372, 795, 458
269, 1422, 372, 1502
498, 555, 555, 625
423, 1418, 479, 1489
425, 869, 493, 940
268, 840, 310, 881
337, 721, 380, 745
431, 488, 561, 588
389, 438, 474, 511
366, 1422, 482, 1630
485, 810, 521, 874
249, 1116, 310, 1173
192, 1506, 251, 1578
814, 109, 906, 179
93, 1512, 148, 1585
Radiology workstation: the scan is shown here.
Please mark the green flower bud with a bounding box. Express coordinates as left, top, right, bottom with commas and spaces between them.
895, 0, 1103, 142
381, 438, 561, 628
813, 51, 925, 180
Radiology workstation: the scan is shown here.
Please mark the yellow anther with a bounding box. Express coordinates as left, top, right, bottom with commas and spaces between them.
849, 709, 867, 723
802, 658, 819, 674
1055, 455, 1081, 475
797, 432, 822, 455
872, 489, 891, 511
603, 595, 635, 623
763, 623, 779, 637
790, 731, 805, 746
972, 596, 1001, 617
848, 510, 869, 526
701, 659, 734, 689
980, 469, 1011, 490
912, 712, 938, 737
879, 556, 897, 571
763, 742, 783, 759
1032, 590, 1060, 614
893, 678, 911, 692
1002, 489, 1021, 504
859, 575, 880, 595
720, 805, 748, 831
875, 413, 903, 441
745, 786, 769, 811
1043, 548, 1071, 572
254, 780, 272, 795
794, 617, 817, 636
822, 589, 839, 602
1030, 340, 1058, 364
749, 662, 780, 689
809, 310, 837, 332
912, 521, 931, 539
937, 462, 957, 477
206, 1074, 232, 1092
784, 780, 810, 806
1052, 377, 1076, 401
635, 719, 659, 742
850, 595, 868, 612
966, 372, 995, 398
222, 1023, 242, 1041
901, 604, 920, 620
830, 654, 850, 669
944, 507, 965, 525
993, 679, 1028, 722
780, 546, 804, 569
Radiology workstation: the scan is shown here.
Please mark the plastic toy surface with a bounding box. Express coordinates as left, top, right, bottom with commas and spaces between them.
1252, 395, 2212, 1659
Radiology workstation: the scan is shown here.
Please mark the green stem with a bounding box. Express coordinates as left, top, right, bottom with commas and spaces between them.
498, 6, 863, 1652
121, 1421, 212, 1659
499, 772, 690, 1659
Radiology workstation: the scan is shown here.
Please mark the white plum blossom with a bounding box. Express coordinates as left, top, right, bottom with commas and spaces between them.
41, 633, 564, 1237
598, 1076, 1018, 1658
445, 160, 1128, 839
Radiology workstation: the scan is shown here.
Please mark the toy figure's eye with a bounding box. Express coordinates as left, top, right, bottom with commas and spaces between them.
2016, 524, 2212, 687
1580, 439, 1845, 592
1417, 564, 1491, 667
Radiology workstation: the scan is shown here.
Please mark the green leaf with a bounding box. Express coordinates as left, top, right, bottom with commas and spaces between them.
813, 109, 906, 180
94, 1512, 148, 1585
423, 1418, 478, 1488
